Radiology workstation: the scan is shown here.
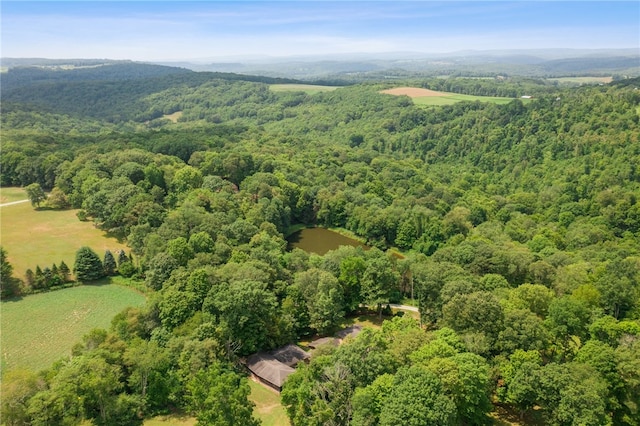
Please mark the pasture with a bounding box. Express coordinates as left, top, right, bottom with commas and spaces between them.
270, 84, 340, 95
0, 187, 128, 278
381, 86, 521, 106
1, 278, 146, 373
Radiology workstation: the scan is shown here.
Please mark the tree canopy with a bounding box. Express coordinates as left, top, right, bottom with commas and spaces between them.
2, 64, 640, 425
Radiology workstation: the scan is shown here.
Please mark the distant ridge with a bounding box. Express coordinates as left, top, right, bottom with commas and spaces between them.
149, 49, 640, 80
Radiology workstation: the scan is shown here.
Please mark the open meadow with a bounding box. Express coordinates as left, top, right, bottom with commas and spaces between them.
270, 84, 340, 95
0, 186, 30, 204
1, 278, 146, 373
0, 187, 128, 279
381, 86, 521, 106
546, 76, 613, 85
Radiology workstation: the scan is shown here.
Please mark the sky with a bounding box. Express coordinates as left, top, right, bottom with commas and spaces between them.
1, 1, 639, 61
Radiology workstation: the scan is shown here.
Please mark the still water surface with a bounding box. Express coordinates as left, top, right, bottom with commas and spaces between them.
287, 227, 368, 255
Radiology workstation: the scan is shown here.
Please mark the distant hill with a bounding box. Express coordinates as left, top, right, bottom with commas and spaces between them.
0, 61, 193, 90
162, 49, 640, 80
0, 62, 303, 122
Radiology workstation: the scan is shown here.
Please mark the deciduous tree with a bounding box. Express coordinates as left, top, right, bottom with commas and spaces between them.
25, 182, 46, 208
186, 362, 259, 426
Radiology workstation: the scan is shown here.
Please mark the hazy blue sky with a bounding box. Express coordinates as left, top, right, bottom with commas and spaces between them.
2, 1, 639, 60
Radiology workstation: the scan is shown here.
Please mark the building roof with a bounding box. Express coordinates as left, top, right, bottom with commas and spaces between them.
246, 353, 295, 389
336, 324, 363, 340
270, 344, 311, 367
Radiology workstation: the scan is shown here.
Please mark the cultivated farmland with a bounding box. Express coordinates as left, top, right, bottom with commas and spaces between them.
381, 86, 520, 106
0, 187, 128, 279
1, 279, 145, 373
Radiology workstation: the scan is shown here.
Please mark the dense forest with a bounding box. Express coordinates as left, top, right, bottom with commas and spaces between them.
1, 63, 639, 426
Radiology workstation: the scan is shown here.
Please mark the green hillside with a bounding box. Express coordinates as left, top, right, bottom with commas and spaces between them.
1, 64, 639, 426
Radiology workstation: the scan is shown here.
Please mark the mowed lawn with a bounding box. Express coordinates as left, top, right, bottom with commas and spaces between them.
0, 186, 30, 204
0, 187, 128, 279
1, 280, 146, 373
270, 84, 340, 95
248, 379, 291, 426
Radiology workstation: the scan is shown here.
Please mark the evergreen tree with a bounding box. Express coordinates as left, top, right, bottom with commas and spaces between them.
73, 246, 105, 282
117, 250, 129, 266
34, 265, 44, 290
117, 250, 136, 277
42, 267, 53, 289
25, 268, 35, 290
59, 260, 70, 282
103, 250, 117, 276
48, 264, 63, 287
0, 247, 21, 297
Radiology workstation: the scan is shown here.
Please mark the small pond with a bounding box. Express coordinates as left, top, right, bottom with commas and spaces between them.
287, 227, 369, 255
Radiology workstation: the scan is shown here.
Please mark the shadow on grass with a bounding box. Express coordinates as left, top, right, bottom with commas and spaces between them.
102, 230, 127, 244
1, 276, 149, 303
340, 308, 399, 329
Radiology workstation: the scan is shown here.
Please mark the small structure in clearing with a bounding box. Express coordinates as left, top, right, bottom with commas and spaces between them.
247, 326, 363, 391
246, 354, 294, 392
270, 344, 311, 367
246, 344, 310, 391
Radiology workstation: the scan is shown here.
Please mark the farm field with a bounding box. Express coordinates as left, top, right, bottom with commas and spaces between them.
1, 279, 146, 373
0, 187, 128, 279
381, 86, 521, 106
270, 83, 341, 94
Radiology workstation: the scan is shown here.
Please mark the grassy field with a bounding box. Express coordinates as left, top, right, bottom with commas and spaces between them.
412, 92, 520, 106
162, 111, 183, 122
1, 187, 128, 279
270, 84, 340, 94
249, 379, 291, 426
0, 186, 30, 204
546, 76, 612, 85
1, 278, 146, 374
